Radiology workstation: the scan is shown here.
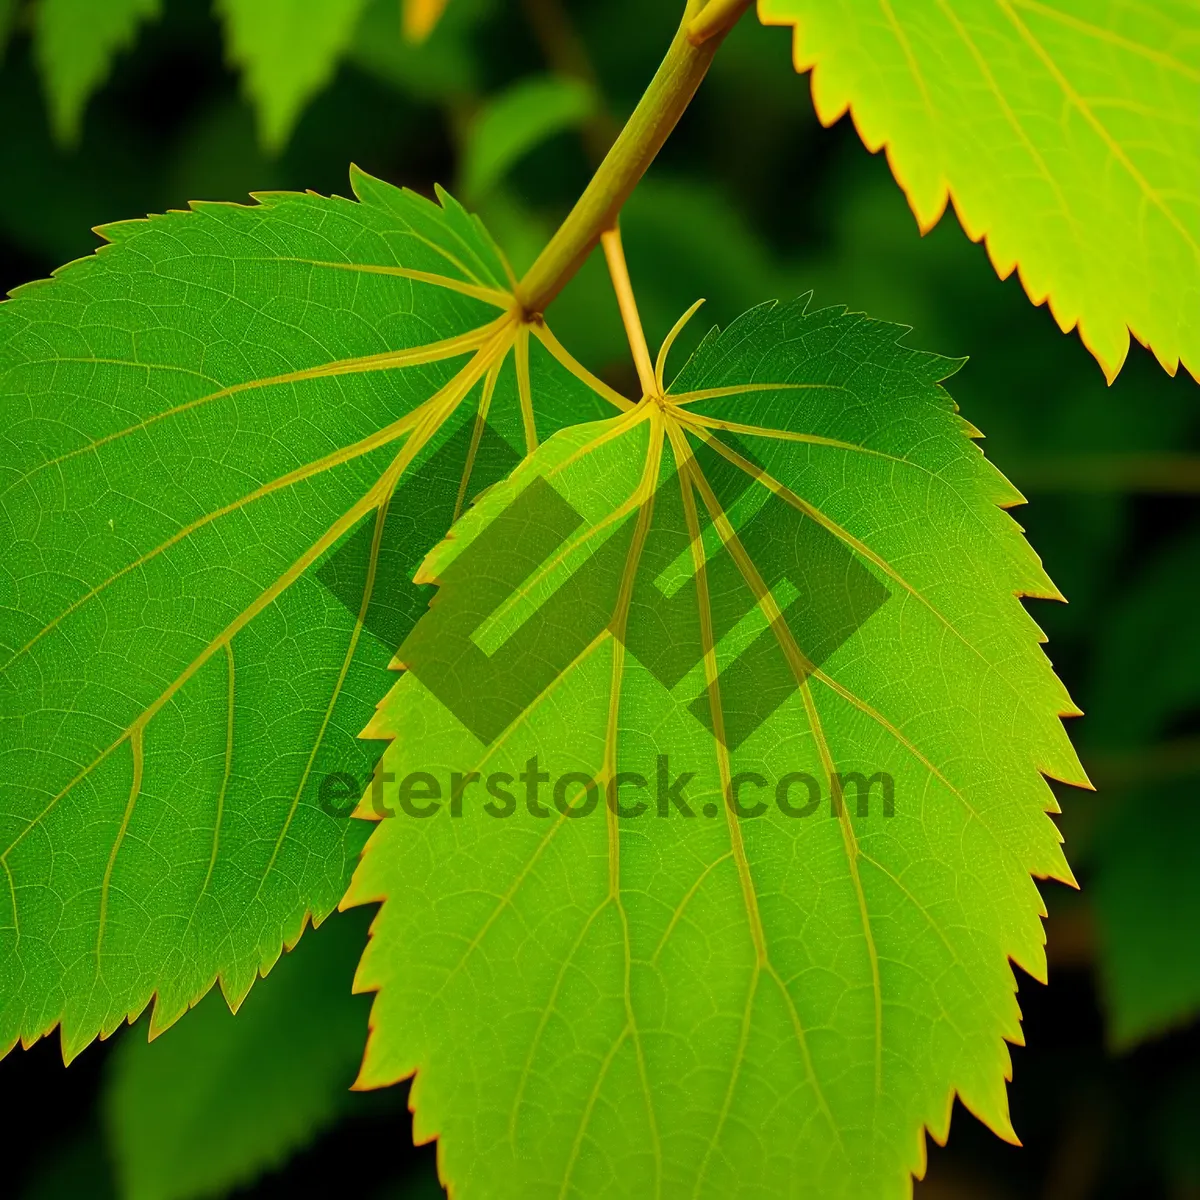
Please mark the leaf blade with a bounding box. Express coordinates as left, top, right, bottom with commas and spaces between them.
0, 169, 612, 1062
758, 0, 1200, 382
347, 296, 1086, 1197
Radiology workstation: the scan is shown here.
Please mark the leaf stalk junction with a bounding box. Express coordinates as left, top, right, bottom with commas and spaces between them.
515, 0, 753, 320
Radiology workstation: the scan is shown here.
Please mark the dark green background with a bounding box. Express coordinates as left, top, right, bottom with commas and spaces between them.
2, 1, 1198, 1197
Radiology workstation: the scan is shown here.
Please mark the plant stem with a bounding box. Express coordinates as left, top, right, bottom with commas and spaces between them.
687, 0, 755, 44
515, 0, 752, 316
600, 227, 657, 398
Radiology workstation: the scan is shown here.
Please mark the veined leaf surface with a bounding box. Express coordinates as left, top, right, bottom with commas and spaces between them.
0, 168, 614, 1060
759, 0, 1200, 383
347, 298, 1087, 1198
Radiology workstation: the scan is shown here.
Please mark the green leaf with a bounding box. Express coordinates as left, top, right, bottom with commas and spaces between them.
105, 908, 373, 1200
345, 297, 1085, 1197
462, 75, 596, 202
0, 168, 615, 1062
34, 0, 160, 145
215, 0, 371, 154
758, 0, 1200, 383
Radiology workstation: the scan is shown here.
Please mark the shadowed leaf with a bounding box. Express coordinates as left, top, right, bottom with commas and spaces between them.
1083, 528, 1200, 1047
105, 908, 375, 1200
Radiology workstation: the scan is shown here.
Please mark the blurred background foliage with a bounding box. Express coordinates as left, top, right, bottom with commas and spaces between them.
1, 1, 1198, 1197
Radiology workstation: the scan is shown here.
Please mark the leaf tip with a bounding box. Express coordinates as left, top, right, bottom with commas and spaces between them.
347, 161, 373, 201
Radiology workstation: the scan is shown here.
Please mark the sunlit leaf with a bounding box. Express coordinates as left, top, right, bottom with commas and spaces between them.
33, 0, 160, 145
347, 296, 1085, 1197
215, 0, 371, 154
105, 908, 374, 1200
759, 0, 1200, 383
462, 75, 596, 201
0, 168, 614, 1062
778, 153, 1199, 626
